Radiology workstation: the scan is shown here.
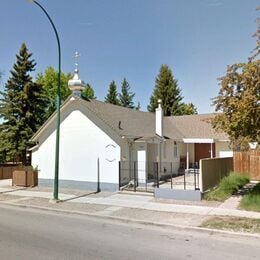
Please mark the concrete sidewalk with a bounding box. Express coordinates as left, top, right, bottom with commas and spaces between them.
70, 193, 260, 219
0, 179, 259, 220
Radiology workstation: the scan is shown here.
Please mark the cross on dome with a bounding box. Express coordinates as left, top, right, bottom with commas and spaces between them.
68, 51, 86, 96
73, 51, 81, 72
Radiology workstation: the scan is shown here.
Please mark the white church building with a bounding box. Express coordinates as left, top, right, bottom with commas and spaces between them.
30, 65, 232, 191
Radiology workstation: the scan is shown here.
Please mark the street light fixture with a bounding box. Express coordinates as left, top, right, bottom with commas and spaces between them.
28, 0, 61, 201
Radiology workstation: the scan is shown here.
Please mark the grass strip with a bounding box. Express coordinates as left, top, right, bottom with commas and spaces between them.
240, 183, 260, 212
201, 216, 260, 234
204, 173, 249, 202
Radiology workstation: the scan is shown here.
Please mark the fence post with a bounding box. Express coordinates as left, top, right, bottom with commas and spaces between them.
97, 158, 101, 192
184, 169, 186, 190
194, 166, 196, 191
118, 161, 121, 190
156, 162, 159, 188
134, 161, 137, 192
197, 168, 200, 191
171, 162, 173, 189
145, 162, 148, 192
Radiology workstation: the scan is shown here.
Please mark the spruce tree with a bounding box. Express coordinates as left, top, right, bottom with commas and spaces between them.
81, 83, 96, 100
119, 78, 135, 109
105, 80, 119, 105
0, 43, 48, 164
148, 65, 184, 116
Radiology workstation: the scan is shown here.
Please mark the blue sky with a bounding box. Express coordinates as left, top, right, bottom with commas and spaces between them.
0, 0, 259, 113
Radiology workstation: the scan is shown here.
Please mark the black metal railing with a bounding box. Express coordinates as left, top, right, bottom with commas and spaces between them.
119, 161, 200, 192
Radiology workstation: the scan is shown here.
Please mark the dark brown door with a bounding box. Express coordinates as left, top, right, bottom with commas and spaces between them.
195, 143, 215, 163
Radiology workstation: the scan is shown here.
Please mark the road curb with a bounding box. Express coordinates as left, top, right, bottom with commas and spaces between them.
1, 201, 260, 239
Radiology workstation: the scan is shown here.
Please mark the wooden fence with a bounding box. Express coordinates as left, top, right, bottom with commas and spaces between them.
0, 164, 21, 179
233, 150, 260, 181
200, 157, 233, 192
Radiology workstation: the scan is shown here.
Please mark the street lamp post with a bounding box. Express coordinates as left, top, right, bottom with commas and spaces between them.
29, 0, 60, 201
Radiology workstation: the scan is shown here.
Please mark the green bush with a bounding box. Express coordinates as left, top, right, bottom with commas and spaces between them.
204, 173, 249, 202
240, 183, 260, 212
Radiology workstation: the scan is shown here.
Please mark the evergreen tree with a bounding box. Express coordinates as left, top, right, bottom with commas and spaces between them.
119, 78, 135, 109
36, 66, 71, 117
0, 43, 48, 163
105, 80, 119, 105
148, 65, 184, 116
81, 83, 96, 100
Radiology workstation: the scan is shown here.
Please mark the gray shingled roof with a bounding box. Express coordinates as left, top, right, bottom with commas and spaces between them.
166, 114, 229, 140
32, 95, 229, 141
79, 98, 228, 140
79, 98, 156, 138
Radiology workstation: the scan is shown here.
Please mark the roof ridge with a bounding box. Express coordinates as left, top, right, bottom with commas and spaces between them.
89, 98, 154, 116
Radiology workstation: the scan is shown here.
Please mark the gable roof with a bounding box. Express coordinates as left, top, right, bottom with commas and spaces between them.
165, 114, 229, 140
32, 95, 229, 142
78, 97, 157, 138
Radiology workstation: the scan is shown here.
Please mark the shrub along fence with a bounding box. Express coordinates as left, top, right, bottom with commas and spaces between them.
200, 157, 233, 193
233, 150, 260, 181
0, 164, 21, 179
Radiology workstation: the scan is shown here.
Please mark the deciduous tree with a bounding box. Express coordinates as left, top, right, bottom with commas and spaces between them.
212, 10, 260, 150
180, 102, 198, 115
212, 61, 260, 150
36, 67, 71, 117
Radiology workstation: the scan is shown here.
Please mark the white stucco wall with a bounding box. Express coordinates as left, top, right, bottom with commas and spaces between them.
32, 106, 120, 186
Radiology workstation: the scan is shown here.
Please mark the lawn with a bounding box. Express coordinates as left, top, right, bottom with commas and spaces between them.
204, 173, 249, 202
240, 182, 260, 212
201, 216, 260, 234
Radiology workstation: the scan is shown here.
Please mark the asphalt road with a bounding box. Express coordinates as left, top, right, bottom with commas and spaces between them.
0, 204, 259, 260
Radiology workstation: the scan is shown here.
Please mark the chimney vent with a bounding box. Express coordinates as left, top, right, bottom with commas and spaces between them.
155, 99, 163, 137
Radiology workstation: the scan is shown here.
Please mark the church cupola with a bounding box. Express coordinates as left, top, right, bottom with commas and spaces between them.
68, 51, 86, 96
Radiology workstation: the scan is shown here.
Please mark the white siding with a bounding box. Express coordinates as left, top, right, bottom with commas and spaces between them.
32, 109, 120, 185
